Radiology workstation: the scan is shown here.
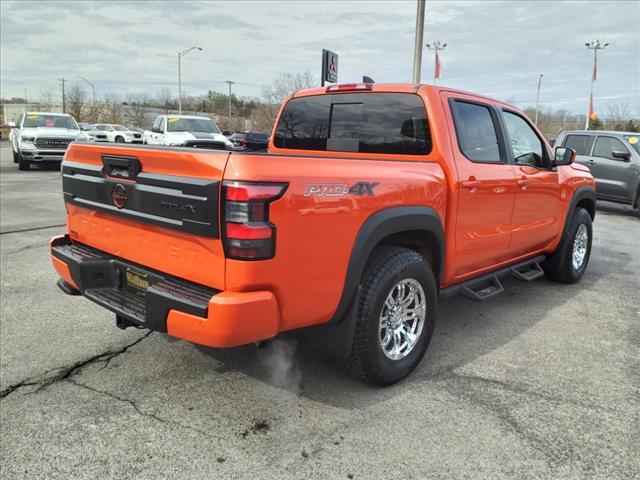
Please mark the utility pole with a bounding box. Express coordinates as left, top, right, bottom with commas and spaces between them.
412, 0, 426, 83
59, 78, 66, 113
225, 80, 235, 118
177, 46, 203, 114
584, 40, 609, 130
534, 74, 543, 127
77, 75, 96, 103
425, 41, 446, 85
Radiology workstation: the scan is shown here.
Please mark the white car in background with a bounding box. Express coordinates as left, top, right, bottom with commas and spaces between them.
145, 115, 233, 149
93, 124, 143, 144
9, 112, 86, 170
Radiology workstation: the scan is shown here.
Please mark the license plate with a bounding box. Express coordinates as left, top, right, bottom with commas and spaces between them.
122, 267, 150, 297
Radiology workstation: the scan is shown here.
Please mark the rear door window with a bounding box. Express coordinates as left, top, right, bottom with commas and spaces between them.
563, 134, 595, 156
274, 93, 431, 155
451, 100, 503, 163
593, 136, 630, 161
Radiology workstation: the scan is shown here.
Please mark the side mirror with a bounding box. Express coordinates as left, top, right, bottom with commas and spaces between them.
7, 121, 16, 128
612, 150, 631, 161
151, 127, 161, 133
554, 146, 575, 166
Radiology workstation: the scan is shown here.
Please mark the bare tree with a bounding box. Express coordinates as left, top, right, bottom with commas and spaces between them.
256, 71, 317, 131
605, 101, 630, 130
157, 88, 174, 113
38, 86, 56, 111
102, 93, 124, 124
66, 83, 87, 121
127, 93, 150, 127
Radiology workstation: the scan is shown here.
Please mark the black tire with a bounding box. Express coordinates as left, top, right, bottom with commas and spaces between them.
115, 136, 125, 143
18, 156, 30, 171
342, 246, 437, 386
542, 207, 592, 283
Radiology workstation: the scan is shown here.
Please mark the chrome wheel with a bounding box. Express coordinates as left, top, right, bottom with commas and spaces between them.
378, 278, 426, 361
572, 223, 588, 270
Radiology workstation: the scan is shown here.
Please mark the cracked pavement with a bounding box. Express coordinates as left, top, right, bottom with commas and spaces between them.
1, 144, 639, 479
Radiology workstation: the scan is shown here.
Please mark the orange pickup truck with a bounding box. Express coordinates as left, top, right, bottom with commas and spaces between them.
51, 83, 596, 385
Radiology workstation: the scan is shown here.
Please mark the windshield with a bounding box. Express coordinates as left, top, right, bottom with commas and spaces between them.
22, 114, 78, 129
623, 134, 640, 154
167, 117, 220, 133
112, 125, 128, 131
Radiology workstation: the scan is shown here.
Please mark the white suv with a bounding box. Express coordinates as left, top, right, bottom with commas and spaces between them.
145, 115, 233, 149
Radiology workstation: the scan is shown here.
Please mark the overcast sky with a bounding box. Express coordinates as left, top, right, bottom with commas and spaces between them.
1, 0, 638, 114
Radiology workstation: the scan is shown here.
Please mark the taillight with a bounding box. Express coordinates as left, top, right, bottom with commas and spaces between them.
222, 181, 287, 260
326, 83, 373, 93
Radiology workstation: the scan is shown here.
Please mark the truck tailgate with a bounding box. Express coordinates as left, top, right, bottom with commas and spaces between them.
61, 143, 228, 290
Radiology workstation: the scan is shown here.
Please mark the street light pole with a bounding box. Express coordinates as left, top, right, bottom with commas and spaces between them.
177, 46, 203, 114
534, 74, 543, 127
77, 75, 96, 103
425, 41, 446, 85
225, 80, 235, 118
584, 40, 609, 130
412, 0, 426, 83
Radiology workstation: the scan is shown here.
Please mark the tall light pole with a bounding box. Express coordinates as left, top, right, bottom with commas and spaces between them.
225, 80, 235, 118
584, 40, 609, 130
534, 74, 543, 127
58, 78, 66, 113
178, 46, 203, 114
77, 75, 96, 103
412, 0, 426, 83
425, 41, 446, 85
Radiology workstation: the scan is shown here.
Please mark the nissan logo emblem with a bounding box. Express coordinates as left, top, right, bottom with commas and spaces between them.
112, 184, 128, 209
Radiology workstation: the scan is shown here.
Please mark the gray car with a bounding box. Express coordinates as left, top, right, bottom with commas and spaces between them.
555, 130, 640, 212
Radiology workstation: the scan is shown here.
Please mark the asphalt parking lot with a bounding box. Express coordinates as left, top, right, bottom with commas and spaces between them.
0, 142, 638, 480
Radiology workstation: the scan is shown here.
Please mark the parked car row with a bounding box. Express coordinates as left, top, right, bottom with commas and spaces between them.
8, 111, 272, 170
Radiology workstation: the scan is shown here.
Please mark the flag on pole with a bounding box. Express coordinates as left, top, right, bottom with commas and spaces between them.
435, 52, 441, 79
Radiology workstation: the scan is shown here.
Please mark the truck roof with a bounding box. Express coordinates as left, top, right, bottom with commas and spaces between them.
24, 112, 73, 116
291, 82, 508, 106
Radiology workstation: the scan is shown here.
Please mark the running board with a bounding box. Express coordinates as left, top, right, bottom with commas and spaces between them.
441, 255, 545, 302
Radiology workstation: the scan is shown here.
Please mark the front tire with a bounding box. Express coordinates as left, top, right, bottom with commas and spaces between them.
343, 246, 437, 386
543, 207, 592, 283
18, 155, 30, 171
115, 136, 125, 143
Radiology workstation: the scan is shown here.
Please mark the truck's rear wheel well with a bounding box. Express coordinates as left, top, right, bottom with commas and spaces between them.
378, 230, 442, 281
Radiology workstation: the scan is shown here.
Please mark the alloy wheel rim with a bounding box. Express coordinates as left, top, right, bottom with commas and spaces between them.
378, 278, 426, 361
572, 223, 588, 270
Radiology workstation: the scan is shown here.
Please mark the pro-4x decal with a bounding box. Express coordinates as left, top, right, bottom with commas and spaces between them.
304, 182, 378, 197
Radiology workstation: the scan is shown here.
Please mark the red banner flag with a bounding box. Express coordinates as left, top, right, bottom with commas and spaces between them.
435, 52, 441, 79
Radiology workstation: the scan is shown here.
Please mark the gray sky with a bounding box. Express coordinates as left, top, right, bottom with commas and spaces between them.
1, 0, 638, 114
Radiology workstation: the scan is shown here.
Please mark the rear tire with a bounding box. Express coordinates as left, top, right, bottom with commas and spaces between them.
342, 246, 437, 386
543, 207, 592, 283
115, 136, 125, 143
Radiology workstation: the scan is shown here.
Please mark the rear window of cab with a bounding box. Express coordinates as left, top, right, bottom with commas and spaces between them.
273, 93, 432, 155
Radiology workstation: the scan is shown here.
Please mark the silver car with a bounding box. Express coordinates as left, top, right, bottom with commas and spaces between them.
555, 130, 640, 212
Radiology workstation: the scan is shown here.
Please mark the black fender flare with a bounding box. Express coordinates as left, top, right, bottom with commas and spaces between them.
564, 186, 596, 233
330, 205, 445, 325
298, 206, 445, 359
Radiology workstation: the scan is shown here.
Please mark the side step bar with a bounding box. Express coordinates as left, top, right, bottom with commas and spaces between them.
441, 255, 545, 302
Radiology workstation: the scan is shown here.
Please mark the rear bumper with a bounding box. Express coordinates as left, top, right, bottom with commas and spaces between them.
50, 235, 280, 347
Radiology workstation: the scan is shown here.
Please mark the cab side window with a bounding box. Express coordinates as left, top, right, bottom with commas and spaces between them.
451, 101, 502, 163
152, 117, 162, 131
159, 118, 166, 133
593, 136, 629, 161
502, 111, 547, 168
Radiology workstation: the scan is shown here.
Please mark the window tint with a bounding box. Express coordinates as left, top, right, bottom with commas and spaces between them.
593, 136, 630, 160
274, 93, 431, 155
452, 101, 501, 162
502, 111, 546, 167
563, 134, 594, 156
623, 134, 640, 155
